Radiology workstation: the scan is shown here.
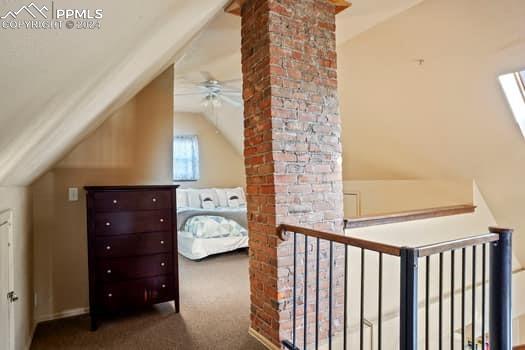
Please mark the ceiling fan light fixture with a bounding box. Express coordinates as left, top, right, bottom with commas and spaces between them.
202, 94, 222, 109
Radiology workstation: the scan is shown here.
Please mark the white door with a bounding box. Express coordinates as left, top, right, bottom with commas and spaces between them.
0, 210, 14, 350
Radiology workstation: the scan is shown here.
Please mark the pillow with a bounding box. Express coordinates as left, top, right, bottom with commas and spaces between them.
177, 189, 189, 208
226, 191, 240, 208
214, 188, 228, 208
229, 187, 246, 205
186, 190, 202, 208
215, 187, 246, 207
200, 192, 216, 209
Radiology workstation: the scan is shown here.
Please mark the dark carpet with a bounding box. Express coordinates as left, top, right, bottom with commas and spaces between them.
30, 250, 266, 350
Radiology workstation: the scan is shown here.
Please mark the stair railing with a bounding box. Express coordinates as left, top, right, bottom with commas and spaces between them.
278, 224, 513, 350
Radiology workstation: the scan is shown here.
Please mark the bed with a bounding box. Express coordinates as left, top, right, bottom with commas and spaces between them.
176, 187, 248, 260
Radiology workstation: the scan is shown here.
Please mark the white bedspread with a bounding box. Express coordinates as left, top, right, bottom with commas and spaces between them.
183, 215, 247, 239
178, 231, 249, 260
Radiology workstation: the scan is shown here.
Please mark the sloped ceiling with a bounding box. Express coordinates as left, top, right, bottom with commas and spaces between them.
0, 0, 228, 186
337, 0, 525, 262
173, 0, 423, 154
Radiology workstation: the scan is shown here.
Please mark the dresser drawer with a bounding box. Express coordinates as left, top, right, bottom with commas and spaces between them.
99, 275, 174, 310
95, 232, 172, 258
94, 210, 171, 235
97, 253, 172, 282
93, 190, 171, 212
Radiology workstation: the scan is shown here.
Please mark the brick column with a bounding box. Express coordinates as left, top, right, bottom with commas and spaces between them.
241, 0, 344, 347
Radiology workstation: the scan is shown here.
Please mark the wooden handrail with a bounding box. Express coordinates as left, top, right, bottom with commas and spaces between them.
345, 204, 476, 229
278, 224, 402, 256
277, 223, 508, 258
415, 233, 499, 257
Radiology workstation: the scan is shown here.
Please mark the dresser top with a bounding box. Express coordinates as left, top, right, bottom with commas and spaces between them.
84, 185, 179, 191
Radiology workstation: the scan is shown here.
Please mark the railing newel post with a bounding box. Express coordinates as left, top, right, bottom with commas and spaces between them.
400, 247, 419, 350
488, 227, 513, 350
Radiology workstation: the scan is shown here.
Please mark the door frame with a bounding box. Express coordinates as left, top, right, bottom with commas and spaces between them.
0, 209, 15, 350
343, 191, 362, 217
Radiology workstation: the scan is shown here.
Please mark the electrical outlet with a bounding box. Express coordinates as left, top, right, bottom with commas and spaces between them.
68, 187, 78, 201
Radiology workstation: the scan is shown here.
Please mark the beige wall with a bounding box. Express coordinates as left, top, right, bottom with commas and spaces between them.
337, 0, 525, 263
31, 65, 246, 321
31, 67, 176, 321
174, 111, 245, 189
0, 187, 33, 349
343, 179, 473, 216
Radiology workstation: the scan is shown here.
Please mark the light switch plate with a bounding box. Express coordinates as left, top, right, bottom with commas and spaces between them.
68, 187, 79, 201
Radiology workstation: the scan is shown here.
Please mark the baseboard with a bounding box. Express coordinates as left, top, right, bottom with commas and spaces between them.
35, 307, 89, 324
248, 327, 281, 350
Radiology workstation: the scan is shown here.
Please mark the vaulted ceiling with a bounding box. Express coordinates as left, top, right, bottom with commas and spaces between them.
0, 0, 228, 186
173, 0, 423, 153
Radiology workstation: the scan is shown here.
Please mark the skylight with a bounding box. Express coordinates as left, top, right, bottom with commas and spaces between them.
499, 70, 525, 137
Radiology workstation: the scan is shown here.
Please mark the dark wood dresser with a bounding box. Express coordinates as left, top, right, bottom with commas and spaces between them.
85, 185, 179, 330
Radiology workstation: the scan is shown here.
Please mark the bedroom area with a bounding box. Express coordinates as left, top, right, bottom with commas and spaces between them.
27, 11, 261, 348
173, 10, 247, 262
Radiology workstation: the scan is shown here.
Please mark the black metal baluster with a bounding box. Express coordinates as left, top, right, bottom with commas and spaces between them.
472, 246, 476, 349
425, 256, 430, 350
439, 252, 443, 350
378, 252, 383, 350
329, 241, 333, 350
344, 245, 348, 350
304, 236, 308, 349
481, 244, 486, 349
360, 249, 365, 350
293, 232, 297, 348
461, 248, 466, 350
315, 238, 320, 349
451, 250, 455, 350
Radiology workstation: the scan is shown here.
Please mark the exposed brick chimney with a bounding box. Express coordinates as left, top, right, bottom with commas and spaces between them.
240, 0, 344, 347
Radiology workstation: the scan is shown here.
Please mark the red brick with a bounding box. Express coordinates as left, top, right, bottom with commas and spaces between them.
240, 0, 344, 347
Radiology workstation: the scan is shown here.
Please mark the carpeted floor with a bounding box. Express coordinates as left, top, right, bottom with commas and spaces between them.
30, 250, 266, 350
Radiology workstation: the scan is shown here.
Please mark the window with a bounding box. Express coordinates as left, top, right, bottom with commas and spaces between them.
499, 70, 525, 137
173, 135, 200, 181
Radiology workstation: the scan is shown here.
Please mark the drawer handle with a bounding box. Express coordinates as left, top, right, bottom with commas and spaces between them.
105, 222, 111, 227
160, 240, 165, 245
161, 284, 166, 289
106, 269, 112, 274
160, 262, 166, 267
152, 198, 157, 203
106, 245, 111, 250
160, 218, 164, 223
107, 293, 113, 298
112, 200, 118, 204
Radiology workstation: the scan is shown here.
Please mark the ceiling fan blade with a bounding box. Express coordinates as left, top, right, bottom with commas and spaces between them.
221, 90, 242, 94
174, 75, 202, 85
175, 92, 206, 97
175, 86, 207, 93
220, 94, 243, 107
220, 78, 242, 85
200, 71, 215, 81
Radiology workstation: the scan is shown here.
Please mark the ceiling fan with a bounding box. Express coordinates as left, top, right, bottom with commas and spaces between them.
175, 71, 243, 109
